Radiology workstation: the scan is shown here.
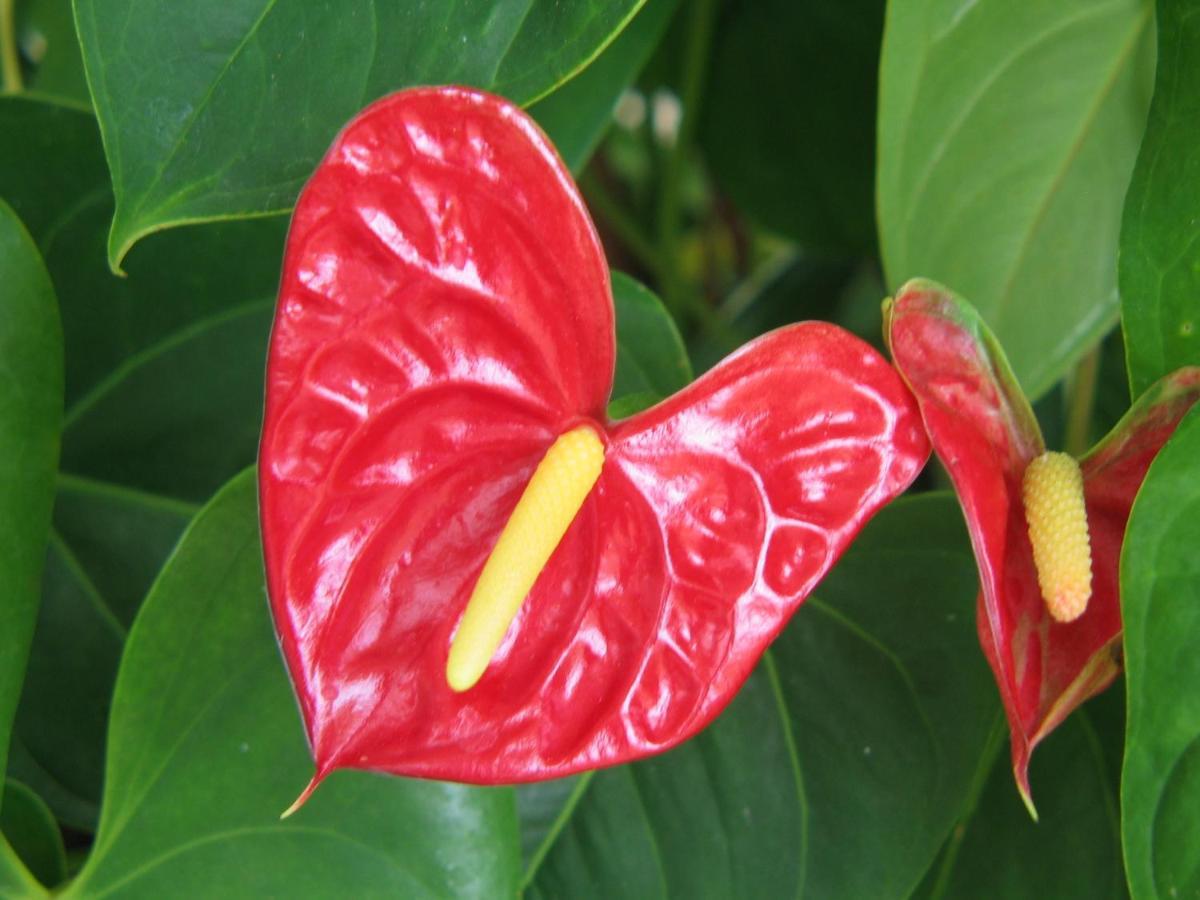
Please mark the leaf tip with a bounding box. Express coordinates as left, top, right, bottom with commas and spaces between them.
280, 773, 324, 820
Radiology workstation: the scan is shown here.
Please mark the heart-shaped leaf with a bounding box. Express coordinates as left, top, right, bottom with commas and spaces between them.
0, 199, 62, 788
523, 494, 999, 898
60, 470, 521, 899
1119, 0, 1200, 397
74, 0, 649, 269
1121, 404, 1200, 900
261, 87, 929, 789
878, 0, 1155, 398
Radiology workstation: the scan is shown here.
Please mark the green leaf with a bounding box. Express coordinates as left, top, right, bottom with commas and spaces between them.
1121, 404, 1200, 900
0, 200, 62, 783
73, 0, 648, 270
0, 96, 106, 252
525, 494, 999, 897
531, 0, 678, 173
915, 703, 1125, 898
610, 270, 692, 411
700, 0, 884, 252
0, 836, 45, 900
0, 95, 285, 827
1119, 0, 1200, 397
2, 781, 67, 889
878, 0, 1155, 399
61, 469, 521, 898
15, 0, 90, 105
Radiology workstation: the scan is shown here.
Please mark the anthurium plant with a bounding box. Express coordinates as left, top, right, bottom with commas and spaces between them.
1, 0, 1197, 897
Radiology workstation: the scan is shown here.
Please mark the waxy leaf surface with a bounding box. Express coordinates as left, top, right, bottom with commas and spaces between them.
0, 95, 285, 827
878, 0, 1155, 397
74, 0, 647, 269
1121, 405, 1200, 900
0, 201, 62, 787
260, 87, 928, 787
62, 470, 521, 899
1120, 0, 1200, 396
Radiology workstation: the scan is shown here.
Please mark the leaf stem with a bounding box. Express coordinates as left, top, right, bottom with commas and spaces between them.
1065, 344, 1101, 457
0, 0, 21, 93
654, 0, 719, 325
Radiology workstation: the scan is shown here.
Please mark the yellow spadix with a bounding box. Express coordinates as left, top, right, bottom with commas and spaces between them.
446, 425, 605, 692
1021, 451, 1093, 623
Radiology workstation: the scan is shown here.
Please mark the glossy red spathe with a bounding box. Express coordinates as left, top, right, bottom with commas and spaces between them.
258, 87, 930, 794
885, 278, 1200, 815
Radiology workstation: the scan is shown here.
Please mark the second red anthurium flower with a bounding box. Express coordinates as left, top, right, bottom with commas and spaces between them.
885, 279, 1200, 816
258, 87, 931, 807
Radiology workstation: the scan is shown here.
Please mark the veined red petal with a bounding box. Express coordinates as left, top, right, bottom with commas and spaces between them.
260, 88, 929, 789
888, 280, 1200, 814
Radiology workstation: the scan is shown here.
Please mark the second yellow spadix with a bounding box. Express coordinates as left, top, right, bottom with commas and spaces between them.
446, 425, 605, 692
1022, 451, 1093, 623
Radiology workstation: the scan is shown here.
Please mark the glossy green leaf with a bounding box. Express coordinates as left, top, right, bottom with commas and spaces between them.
2, 781, 67, 889
0, 837, 44, 900
0, 200, 62, 783
1119, 0, 1200, 396
878, 0, 1155, 399
74, 0, 647, 270
915, 703, 1125, 899
60, 470, 520, 898
611, 270, 692, 408
531, 0, 678, 173
15, 0, 90, 105
0, 95, 285, 827
700, 0, 884, 252
1121, 404, 1200, 900
525, 494, 999, 898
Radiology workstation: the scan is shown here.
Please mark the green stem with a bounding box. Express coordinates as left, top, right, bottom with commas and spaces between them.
1064, 345, 1101, 457
655, 0, 719, 324
0, 0, 21, 93
580, 171, 660, 275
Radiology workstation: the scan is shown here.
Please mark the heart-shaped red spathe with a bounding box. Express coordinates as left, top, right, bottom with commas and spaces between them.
259, 87, 930, 789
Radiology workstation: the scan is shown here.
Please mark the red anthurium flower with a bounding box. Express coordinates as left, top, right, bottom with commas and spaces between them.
885, 279, 1200, 816
258, 86, 930, 807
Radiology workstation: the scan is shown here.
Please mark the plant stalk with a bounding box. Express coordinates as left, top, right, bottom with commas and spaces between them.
654, 0, 719, 325
1065, 345, 1101, 458
1, 0, 22, 93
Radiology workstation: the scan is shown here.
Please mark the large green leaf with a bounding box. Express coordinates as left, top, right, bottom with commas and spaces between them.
2, 780, 67, 890
0, 95, 285, 827
1121, 405, 1200, 900
1119, 0, 1200, 397
0, 200, 62, 785
700, 0, 884, 252
73, 0, 647, 270
531, 0, 678, 173
610, 270, 691, 409
524, 494, 999, 898
57, 469, 520, 898
878, 0, 1155, 399
915, 702, 1125, 898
